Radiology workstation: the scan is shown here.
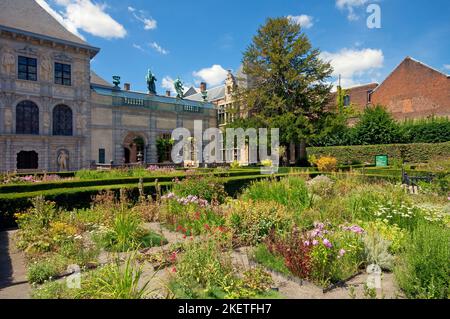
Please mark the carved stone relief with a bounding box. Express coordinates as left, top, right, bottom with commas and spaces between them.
1, 47, 15, 76
40, 55, 52, 82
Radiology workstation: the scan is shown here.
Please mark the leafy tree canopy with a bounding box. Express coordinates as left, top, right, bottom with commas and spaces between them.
233, 17, 334, 146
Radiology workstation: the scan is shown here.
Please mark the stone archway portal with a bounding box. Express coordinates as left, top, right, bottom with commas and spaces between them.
123, 133, 146, 164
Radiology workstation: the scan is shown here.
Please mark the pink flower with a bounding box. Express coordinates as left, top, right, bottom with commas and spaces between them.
339, 249, 346, 257
312, 240, 319, 246
304, 240, 311, 247
323, 239, 333, 248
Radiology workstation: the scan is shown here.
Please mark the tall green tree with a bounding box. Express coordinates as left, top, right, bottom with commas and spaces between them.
233, 17, 333, 165
354, 105, 401, 145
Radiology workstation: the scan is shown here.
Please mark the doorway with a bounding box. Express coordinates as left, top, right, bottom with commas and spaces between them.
17, 151, 39, 170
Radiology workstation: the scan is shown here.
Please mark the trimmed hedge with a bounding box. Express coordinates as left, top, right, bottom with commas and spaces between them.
0, 169, 263, 194
307, 142, 450, 165
0, 172, 402, 230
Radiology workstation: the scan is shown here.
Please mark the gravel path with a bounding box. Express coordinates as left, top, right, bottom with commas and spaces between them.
0, 230, 31, 299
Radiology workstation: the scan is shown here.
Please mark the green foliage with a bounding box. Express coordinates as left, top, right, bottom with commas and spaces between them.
160, 197, 225, 236
234, 17, 333, 147
27, 257, 62, 284
156, 138, 174, 162
395, 222, 450, 299
253, 244, 291, 276
241, 176, 311, 211
172, 175, 227, 204
313, 107, 450, 147
399, 117, 450, 143
171, 239, 277, 299
226, 200, 293, 246
308, 142, 450, 165
97, 204, 166, 252
79, 254, 154, 299
353, 105, 402, 145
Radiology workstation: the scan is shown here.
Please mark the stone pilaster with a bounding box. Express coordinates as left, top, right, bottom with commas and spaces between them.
148, 112, 158, 163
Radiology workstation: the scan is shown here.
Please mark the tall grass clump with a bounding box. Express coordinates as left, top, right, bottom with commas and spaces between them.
79, 254, 156, 299
395, 221, 450, 299
241, 176, 311, 211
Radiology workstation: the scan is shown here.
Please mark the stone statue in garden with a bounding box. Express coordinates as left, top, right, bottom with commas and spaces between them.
146, 69, 157, 95
174, 77, 184, 99
57, 150, 69, 171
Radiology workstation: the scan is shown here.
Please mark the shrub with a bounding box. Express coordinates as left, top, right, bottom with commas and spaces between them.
230, 160, 241, 169
316, 157, 338, 172
307, 142, 450, 165
226, 200, 293, 246
353, 105, 402, 145
27, 257, 63, 284
171, 239, 276, 299
261, 159, 273, 167
395, 222, 450, 299
241, 176, 311, 211
160, 194, 225, 236
79, 254, 156, 299
263, 222, 366, 287
172, 175, 227, 204
100, 211, 166, 252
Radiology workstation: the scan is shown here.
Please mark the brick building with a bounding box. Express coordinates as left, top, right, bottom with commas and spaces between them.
332, 57, 450, 121
370, 57, 450, 120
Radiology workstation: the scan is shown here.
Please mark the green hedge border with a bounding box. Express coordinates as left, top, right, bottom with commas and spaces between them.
0, 172, 400, 230
307, 142, 450, 165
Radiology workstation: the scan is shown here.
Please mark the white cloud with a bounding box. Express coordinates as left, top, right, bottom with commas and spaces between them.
336, 0, 369, 21
149, 42, 169, 55
193, 65, 228, 86
444, 64, 450, 71
287, 15, 314, 29
320, 48, 384, 87
36, 0, 84, 39
128, 7, 157, 30
38, 0, 126, 39
132, 43, 145, 52
162, 76, 175, 92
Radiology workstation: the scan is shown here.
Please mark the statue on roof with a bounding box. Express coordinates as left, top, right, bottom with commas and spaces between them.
174, 77, 184, 99
146, 69, 157, 95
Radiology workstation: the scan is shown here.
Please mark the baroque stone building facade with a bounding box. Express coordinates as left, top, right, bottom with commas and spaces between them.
0, 0, 216, 172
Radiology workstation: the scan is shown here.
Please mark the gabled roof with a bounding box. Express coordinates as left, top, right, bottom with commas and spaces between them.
0, 0, 99, 56
371, 56, 450, 94
185, 85, 226, 102
184, 86, 200, 97
90, 71, 112, 87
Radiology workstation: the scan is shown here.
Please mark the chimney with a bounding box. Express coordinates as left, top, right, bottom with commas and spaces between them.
166, 90, 171, 97
124, 83, 131, 91
200, 82, 207, 93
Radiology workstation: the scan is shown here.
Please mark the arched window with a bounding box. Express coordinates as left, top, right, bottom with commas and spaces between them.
53, 104, 73, 136
16, 101, 39, 135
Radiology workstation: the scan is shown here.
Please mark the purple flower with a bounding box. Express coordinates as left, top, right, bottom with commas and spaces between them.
323, 239, 333, 249
343, 225, 365, 234
312, 240, 319, 246
339, 249, 346, 257
304, 240, 311, 247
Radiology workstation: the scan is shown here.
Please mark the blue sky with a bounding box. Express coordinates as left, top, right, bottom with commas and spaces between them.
38, 0, 450, 93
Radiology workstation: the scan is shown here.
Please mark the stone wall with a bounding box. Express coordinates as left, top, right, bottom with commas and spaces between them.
0, 32, 92, 172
